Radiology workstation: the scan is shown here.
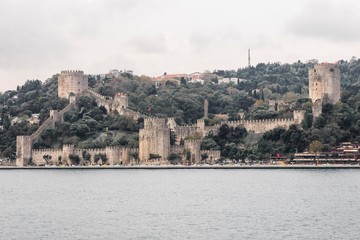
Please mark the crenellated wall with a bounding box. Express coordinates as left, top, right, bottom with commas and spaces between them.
30, 145, 132, 166
174, 125, 198, 142
86, 90, 145, 120
16, 100, 76, 166
32, 148, 62, 166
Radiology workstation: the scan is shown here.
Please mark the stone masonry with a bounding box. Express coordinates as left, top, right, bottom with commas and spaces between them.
309, 63, 341, 118
58, 70, 88, 98
139, 118, 170, 163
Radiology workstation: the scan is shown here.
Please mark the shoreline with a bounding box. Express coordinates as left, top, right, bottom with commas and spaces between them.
1, 165, 360, 170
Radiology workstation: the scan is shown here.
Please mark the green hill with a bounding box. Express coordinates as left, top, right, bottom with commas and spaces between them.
2, 58, 360, 161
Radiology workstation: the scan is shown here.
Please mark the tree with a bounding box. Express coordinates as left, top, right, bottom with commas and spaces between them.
43, 155, 52, 165
168, 153, 181, 164
201, 153, 208, 161
309, 140, 323, 165
94, 153, 108, 165
130, 151, 139, 164
149, 153, 161, 160
69, 154, 80, 165
82, 150, 91, 164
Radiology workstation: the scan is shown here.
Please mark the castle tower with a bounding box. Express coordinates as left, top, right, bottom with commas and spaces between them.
197, 119, 205, 137
16, 136, 32, 166
62, 144, 75, 165
58, 70, 88, 99
293, 110, 305, 125
184, 139, 202, 164
309, 63, 340, 118
139, 118, 170, 163
204, 99, 209, 119
112, 93, 129, 113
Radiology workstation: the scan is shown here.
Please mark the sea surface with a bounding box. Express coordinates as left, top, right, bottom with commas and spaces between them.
0, 169, 359, 240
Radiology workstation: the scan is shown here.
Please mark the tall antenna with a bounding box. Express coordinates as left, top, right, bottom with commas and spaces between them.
248, 49, 251, 67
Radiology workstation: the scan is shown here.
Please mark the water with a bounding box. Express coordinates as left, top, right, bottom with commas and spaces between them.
0, 169, 359, 240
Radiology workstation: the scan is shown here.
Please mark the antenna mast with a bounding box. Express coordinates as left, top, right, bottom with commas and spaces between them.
248, 49, 251, 67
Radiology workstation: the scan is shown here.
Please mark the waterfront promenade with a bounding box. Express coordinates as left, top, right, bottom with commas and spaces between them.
1, 165, 360, 170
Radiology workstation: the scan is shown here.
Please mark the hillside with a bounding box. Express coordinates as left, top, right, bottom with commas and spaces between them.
2, 58, 360, 162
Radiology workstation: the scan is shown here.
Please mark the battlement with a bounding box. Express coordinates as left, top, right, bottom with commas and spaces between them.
184, 139, 202, 144
78, 148, 105, 153
87, 89, 113, 101
227, 118, 293, 126
63, 144, 75, 148
176, 124, 197, 129
61, 70, 84, 74
317, 62, 338, 67
32, 148, 61, 153
144, 117, 167, 129
115, 93, 128, 97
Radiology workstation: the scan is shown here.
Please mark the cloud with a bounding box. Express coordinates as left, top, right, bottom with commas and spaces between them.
125, 34, 169, 54
287, 0, 360, 42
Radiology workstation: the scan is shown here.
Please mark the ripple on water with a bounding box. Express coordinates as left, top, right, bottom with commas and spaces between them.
0, 169, 359, 240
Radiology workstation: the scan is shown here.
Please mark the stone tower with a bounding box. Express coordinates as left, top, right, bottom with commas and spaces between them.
139, 118, 170, 163
62, 144, 75, 165
58, 70, 88, 99
204, 99, 209, 119
112, 93, 129, 111
16, 136, 32, 166
309, 63, 340, 118
184, 139, 201, 164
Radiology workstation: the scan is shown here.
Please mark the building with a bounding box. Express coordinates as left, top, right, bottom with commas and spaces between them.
27, 114, 40, 125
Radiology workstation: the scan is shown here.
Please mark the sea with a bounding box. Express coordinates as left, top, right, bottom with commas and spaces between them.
0, 169, 359, 240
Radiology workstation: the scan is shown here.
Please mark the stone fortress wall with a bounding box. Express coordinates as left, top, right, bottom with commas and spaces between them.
85, 90, 144, 120
31, 145, 137, 166
16, 64, 330, 166
16, 96, 77, 166
309, 63, 341, 118
167, 110, 305, 139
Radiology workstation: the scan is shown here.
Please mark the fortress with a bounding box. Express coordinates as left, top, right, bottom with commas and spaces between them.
16, 66, 334, 167
309, 63, 341, 118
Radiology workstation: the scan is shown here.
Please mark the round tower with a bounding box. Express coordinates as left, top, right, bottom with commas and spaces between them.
58, 70, 88, 99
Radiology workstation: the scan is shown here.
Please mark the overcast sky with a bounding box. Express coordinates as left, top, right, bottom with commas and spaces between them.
1, 0, 360, 91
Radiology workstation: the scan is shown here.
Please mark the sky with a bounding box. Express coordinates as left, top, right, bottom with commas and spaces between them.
0, 0, 360, 91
